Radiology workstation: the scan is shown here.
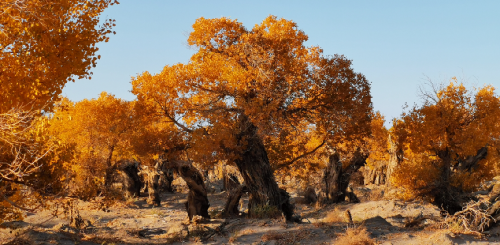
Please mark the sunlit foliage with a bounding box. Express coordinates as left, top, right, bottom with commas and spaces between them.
391, 79, 500, 201
49, 93, 135, 199
0, 0, 118, 112
132, 15, 372, 169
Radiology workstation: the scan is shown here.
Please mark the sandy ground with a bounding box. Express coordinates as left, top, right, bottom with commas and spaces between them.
3, 186, 500, 244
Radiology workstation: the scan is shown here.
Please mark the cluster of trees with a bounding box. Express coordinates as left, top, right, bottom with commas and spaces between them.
2, 2, 500, 224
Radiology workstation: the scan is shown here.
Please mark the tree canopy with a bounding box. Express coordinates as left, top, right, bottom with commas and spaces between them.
0, 0, 118, 113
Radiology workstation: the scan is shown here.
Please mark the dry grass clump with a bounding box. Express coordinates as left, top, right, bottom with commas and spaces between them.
323, 207, 344, 223
335, 226, 376, 245
261, 229, 312, 245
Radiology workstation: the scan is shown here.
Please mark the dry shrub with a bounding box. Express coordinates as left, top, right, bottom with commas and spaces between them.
250, 204, 281, 219
436, 199, 494, 235
323, 207, 344, 223
335, 226, 376, 245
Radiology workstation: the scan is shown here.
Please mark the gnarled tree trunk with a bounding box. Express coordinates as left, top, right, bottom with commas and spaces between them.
233, 115, 296, 221
318, 153, 343, 204
433, 146, 488, 214
165, 160, 210, 221
223, 185, 247, 217
385, 136, 402, 187
118, 160, 142, 198
319, 149, 367, 205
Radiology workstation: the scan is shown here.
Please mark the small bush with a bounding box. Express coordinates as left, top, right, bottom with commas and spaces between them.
335, 226, 376, 245
250, 205, 281, 219
323, 207, 344, 223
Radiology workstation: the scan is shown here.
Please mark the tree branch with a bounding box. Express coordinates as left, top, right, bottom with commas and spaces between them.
275, 138, 326, 170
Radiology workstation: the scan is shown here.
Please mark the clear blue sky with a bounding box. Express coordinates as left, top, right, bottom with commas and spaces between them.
62, 1, 500, 123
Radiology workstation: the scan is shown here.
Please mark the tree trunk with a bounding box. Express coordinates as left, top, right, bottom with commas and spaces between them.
104, 145, 116, 188
434, 148, 462, 214
458, 146, 488, 172
363, 136, 399, 186
318, 153, 343, 205
119, 160, 141, 198
363, 165, 386, 185
339, 149, 367, 202
143, 164, 161, 207
165, 160, 210, 221
233, 115, 296, 221
319, 149, 367, 205
179, 164, 210, 220
223, 172, 240, 191
385, 137, 400, 187
223, 185, 247, 217
159, 168, 174, 192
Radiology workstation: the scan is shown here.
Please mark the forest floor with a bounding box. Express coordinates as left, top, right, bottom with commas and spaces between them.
3, 183, 500, 244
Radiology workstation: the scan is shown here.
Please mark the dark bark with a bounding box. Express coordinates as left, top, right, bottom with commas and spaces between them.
104, 145, 116, 188
434, 149, 462, 214
304, 186, 317, 204
340, 149, 366, 202
165, 160, 210, 221
222, 185, 247, 217
159, 168, 174, 192
118, 160, 142, 198
223, 173, 240, 191
319, 149, 367, 205
318, 153, 343, 204
233, 115, 296, 221
178, 164, 210, 220
457, 146, 488, 172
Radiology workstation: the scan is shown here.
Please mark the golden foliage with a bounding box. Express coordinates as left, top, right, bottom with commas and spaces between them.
365, 112, 390, 169
49, 93, 135, 198
391, 79, 500, 199
132, 15, 372, 171
0, 0, 118, 112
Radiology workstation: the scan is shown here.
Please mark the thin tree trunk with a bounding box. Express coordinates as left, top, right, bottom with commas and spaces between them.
223, 185, 247, 217
104, 145, 116, 188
